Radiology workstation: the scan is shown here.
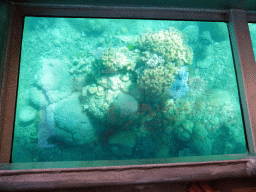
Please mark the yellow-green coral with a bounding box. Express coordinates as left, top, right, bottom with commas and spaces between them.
101, 47, 138, 71
138, 65, 176, 94
137, 27, 193, 66
136, 28, 193, 96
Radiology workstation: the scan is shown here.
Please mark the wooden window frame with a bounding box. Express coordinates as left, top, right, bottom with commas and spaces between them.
0, 2, 256, 190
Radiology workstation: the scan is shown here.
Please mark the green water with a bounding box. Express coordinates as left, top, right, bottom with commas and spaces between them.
11, 17, 247, 163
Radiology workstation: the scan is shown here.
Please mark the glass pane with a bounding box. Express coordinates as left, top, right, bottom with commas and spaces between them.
249, 23, 256, 59
12, 17, 247, 163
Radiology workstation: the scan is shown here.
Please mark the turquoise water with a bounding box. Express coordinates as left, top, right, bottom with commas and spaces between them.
12, 17, 247, 163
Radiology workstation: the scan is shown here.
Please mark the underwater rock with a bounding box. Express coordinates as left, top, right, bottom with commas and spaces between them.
155, 145, 170, 158
29, 86, 49, 108
66, 18, 108, 36
108, 130, 136, 156
54, 92, 96, 145
18, 106, 37, 124
169, 66, 189, 99
190, 123, 212, 156
173, 120, 194, 142
34, 58, 73, 104
106, 92, 138, 125
178, 148, 197, 157
134, 135, 157, 158
183, 25, 199, 44
199, 22, 229, 42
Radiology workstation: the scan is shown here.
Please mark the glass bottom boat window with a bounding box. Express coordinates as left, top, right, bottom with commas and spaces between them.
249, 23, 256, 59
12, 17, 247, 163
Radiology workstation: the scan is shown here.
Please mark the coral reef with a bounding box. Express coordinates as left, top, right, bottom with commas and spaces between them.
29, 87, 49, 108
137, 65, 176, 95
15, 20, 247, 163
101, 47, 139, 72
169, 66, 189, 99
82, 74, 134, 120
68, 56, 95, 75
145, 54, 165, 68
135, 28, 193, 96
137, 27, 193, 66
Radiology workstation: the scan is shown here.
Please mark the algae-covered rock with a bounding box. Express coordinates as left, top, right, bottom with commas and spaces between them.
108, 130, 136, 156
106, 92, 138, 125
34, 59, 73, 104
66, 18, 108, 35
29, 86, 49, 108
173, 120, 194, 142
183, 25, 199, 44
190, 123, 212, 156
54, 92, 96, 145
18, 106, 37, 125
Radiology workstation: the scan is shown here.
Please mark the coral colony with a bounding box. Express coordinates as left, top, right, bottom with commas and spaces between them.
13, 20, 246, 163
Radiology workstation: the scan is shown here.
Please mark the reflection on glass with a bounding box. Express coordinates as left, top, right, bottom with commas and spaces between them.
12, 17, 247, 163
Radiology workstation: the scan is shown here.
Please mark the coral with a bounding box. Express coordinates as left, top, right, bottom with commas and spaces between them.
146, 54, 165, 68
188, 76, 208, 99
68, 56, 95, 75
82, 74, 134, 120
101, 47, 139, 71
172, 120, 194, 142
137, 65, 176, 95
137, 27, 193, 66
163, 98, 176, 120
169, 67, 189, 99
190, 123, 212, 156
135, 28, 193, 96
91, 47, 106, 60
